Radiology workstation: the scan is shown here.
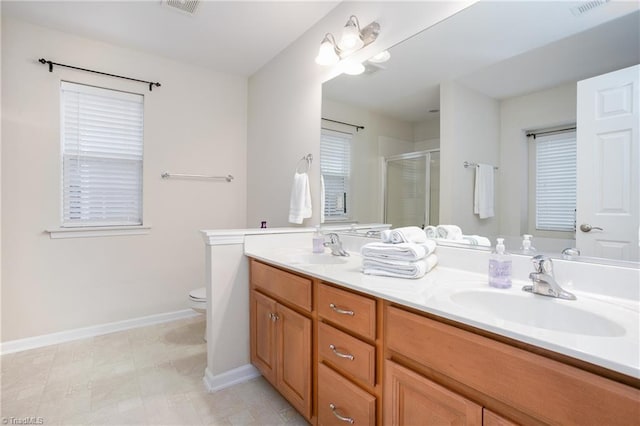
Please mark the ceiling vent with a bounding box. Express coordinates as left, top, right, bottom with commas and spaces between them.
163, 0, 199, 15
570, 0, 609, 16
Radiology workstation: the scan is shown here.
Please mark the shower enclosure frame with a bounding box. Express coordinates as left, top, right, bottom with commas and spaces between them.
382, 149, 440, 228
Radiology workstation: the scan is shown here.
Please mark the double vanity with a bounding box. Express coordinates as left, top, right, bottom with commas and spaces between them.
241, 231, 639, 425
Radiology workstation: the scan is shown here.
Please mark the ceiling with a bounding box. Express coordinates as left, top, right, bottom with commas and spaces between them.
1, 0, 340, 76
323, 1, 640, 123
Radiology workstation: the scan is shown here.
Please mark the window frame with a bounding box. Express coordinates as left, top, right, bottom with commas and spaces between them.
320, 128, 352, 222
59, 81, 145, 229
527, 128, 577, 238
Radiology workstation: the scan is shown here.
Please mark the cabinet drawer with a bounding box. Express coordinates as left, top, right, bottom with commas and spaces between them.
385, 305, 640, 425
250, 260, 312, 312
318, 283, 376, 341
318, 322, 376, 387
318, 363, 376, 426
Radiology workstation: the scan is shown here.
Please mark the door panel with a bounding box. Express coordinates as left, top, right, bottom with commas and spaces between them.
250, 291, 276, 384
577, 65, 639, 260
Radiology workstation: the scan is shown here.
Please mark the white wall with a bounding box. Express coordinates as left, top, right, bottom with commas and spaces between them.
247, 1, 475, 228
1, 18, 248, 342
322, 98, 413, 223
440, 80, 500, 237
499, 82, 577, 237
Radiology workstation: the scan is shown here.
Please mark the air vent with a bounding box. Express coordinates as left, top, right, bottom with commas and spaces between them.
163, 0, 199, 15
570, 0, 609, 16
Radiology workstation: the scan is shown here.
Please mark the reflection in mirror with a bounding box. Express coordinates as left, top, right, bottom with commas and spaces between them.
321, 1, 639, 263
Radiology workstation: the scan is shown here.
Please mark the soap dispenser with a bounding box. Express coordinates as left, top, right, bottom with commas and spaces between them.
520, 234, 536, 254
488, 238, 512, 289
312, 226, 325, 253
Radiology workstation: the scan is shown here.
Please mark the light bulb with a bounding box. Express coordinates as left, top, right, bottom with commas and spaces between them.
368, 50, 390, 63
339, 18, 364, 52
343, 62, 365, 76
315, 37, 339, 66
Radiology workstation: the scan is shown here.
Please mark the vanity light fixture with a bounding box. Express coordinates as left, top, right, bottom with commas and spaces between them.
342, 61, 366, 76
315, 33, 341, 66
315, 14, 380, 66
368, 50, 391, 64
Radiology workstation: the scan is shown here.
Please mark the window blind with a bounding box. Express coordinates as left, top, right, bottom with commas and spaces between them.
535, 131, 576, 232
320, 129, 351, 219
61, 82, 144, 227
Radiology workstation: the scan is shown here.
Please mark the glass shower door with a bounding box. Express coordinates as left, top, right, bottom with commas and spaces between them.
384, 151, 439, 228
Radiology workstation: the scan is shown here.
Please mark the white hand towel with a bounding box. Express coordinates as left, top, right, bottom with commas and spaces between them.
360, 241, 436, 261
288, 172, 312, 224
362, 254, 438, 279
436, 225, 463, 241
461, 235, 492, 247
380, 226, 427, 244
474, 163, 495, 219
424, 226, 438, 239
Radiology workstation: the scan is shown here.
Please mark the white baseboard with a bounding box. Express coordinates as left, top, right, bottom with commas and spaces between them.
1, 309, 201, 355
203, 364, 261, 392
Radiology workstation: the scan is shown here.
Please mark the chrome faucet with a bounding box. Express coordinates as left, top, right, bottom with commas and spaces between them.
562, 247, 581, 260
523, 255, 576, 300
324, 233, 350, 257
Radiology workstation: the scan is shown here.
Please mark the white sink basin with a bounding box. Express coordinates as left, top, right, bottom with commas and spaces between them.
449, 289, 626, 337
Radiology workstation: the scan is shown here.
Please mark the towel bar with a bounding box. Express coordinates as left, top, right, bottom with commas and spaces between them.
161, 172, 233, 182
463, 161, 498, 170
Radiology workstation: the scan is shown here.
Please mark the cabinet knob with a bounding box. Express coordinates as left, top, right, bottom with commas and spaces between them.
329, 344, 355, 361
329, 303, 354, 316
329, 403, 355, 424
268, 312, 279, 322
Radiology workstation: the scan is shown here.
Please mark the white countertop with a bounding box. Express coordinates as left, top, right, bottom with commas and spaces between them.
244, 232, 640, 380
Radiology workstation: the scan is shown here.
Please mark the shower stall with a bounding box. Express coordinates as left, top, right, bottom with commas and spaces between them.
383, 150, 440, 229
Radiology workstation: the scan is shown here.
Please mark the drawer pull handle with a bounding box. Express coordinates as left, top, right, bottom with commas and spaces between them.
329, 344, 355, 361
329, 303, 354, 316
329, 403, 355, 424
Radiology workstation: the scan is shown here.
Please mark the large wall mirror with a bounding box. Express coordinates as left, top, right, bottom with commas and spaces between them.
321, 1, 639, 263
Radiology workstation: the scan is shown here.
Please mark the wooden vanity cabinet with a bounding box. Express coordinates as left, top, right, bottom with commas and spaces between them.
384, 304, 640, 425
250, 260, 312, 420
317, 282, 381, 426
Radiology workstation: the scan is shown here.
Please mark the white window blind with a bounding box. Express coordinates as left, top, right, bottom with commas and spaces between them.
61, 82, 144, 227
320, 129, 351, 220
535, 131, 576, 232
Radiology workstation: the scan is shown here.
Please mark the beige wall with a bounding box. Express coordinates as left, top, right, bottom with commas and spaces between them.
440, 80, 500, 237
247, 1, 475, 228
1, 18, 248, 342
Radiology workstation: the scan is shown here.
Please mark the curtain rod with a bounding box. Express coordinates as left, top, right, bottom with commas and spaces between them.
38, 58, 161, 92
526, 126, 576, 139
321, 117, 365, 132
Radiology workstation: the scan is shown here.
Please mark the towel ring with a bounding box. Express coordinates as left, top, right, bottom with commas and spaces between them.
296, 154, 313, 173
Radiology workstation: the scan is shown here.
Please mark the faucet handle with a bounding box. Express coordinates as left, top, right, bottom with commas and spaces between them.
532, 255, 553, 274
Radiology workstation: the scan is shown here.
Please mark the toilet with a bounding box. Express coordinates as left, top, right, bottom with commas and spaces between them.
188, 287, 207, 341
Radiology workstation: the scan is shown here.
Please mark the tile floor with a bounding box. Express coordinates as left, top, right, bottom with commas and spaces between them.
1, 316, 307, 425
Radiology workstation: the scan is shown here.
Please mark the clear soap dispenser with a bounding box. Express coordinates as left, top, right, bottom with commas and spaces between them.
520, 234, 537, 254
488, 238, 512, 289
312, 226, 325, 253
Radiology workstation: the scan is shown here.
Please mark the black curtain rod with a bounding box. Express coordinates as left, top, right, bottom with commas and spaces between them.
526, 126, 576, 139
322, 117, 365, 132
38, 58, 161, 92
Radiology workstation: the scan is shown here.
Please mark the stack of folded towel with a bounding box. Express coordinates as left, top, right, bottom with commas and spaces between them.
361, 226, 437, 279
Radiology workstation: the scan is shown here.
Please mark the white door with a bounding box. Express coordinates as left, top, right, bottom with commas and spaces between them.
576, 65, 639, 261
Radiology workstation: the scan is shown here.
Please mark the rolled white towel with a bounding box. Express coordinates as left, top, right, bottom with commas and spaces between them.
436, 225, 463, 241
360, 241, 436, 261
461, 235, 492, 247
380, 226, 427, 244
424, 226, 438, 239
362, 254, 438, 279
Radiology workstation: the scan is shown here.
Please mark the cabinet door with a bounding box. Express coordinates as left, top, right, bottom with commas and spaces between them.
250, 290, 277, 385
384, 360, 482, 426
277, 303, 312, 420
483, 409, 519, 426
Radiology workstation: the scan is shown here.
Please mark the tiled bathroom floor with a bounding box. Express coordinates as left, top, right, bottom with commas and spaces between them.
1, 316, 306, 425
